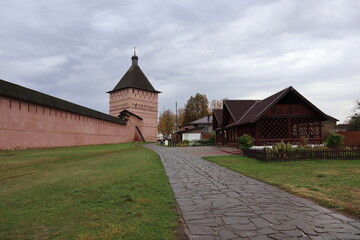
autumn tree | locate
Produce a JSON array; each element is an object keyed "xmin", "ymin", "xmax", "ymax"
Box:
[
  {"xmin": 209, "ymin": 98, "xmax": 228, "ymax": 110},
  {"xmin": 348, "ymin": 99, "xmax": 360, "ymax": 131},
  {"xmin": 158, "ymin": 109, "xmax": 175, "ymax": 138},
  {"xmin": 183, "ymin": 93, "xmax": 210, "ymax": 124}
]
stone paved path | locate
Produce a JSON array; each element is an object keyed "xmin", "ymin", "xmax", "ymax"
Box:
[{"xmin": 145, "ymin": 144, "xmax": 360, "ymax": 240}]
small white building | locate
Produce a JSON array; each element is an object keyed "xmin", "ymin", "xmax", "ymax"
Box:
[{"xmin": 178, "ymin": 116, "xmax": 213, "ymax": 141}]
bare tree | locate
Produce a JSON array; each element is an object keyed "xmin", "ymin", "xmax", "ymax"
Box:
[{"xmin": 209, "ymin": 98, "xmax": 228, "ymax": 110}]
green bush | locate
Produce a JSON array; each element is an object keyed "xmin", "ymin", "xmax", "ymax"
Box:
[
  {"xmin": 207, "ymin": 133, "xmax": 215, "ymax": 145},
  {"xmin": 324, "ymin": 133, "xmax": 344, "ymax": 148},
  {"xmin": 237, "ymin": 134, "xmax": 254, "ymax": 150},
  {"xmin": 273, "ymin": 141, "xmax": 293, "ymax": 152},
  {"xmin": 195, "ymin": 133, "xmax": 215, "ymax": 146},
  {"xmin": 177, "ymin": 140, "xmax": 190, "ymax": 147}
]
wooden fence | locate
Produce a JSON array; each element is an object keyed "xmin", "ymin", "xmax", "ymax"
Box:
[{"xmin": 243, "ymin": 147, "xmax": 360, "ymax": 162}]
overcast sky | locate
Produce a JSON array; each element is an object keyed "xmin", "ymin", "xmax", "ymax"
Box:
[{"xmin": 1, "ymin": 0, "xmax": 359, "ymax": 123}]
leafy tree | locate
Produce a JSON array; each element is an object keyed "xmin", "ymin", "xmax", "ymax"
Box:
[
  {"xmin": 348, "ymin": 99, "xmax": 360, "ymax": 131},
  {"xmin": 324, "ymin": 133, "xmax": 344, "ymax": 148},
  {"xmin": 158, "ymin": 110, "xmax": 175, "ymax": 138},
  {"xmin": 183, "ymin": 93, "xmax": 210, "ymax": 124},
  {"xmin": 209, "ymin": 98, "xmax": 228, "ymax": 110}
]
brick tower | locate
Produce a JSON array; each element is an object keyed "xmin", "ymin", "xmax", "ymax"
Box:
[{"xmin": 108, "ymin": 52, "xmax": 160, "ymax": 142}]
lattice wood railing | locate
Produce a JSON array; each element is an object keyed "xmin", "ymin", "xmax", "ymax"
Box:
[{"xmin": 257, "ymin": 118, "xmax": 322, "ymax": 145}]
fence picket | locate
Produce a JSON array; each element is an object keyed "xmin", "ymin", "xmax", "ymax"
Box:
[{"xmin": 243, "ymin": 147, "xmax": 360, "ymax": 162}]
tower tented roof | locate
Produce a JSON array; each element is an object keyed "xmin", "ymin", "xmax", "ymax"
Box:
[{"xmin": 108, "ymin": 54, "xmax": 161, "ymax": 94}]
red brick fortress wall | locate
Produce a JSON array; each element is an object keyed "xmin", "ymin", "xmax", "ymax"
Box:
[{"xmin": 0, "ymin": 96, "xmax": 135, "ymax": 150}]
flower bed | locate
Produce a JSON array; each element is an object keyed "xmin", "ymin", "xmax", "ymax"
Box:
[{"xmin": 243, "ymin": 144, "xmax": 360, "ymax": 162}]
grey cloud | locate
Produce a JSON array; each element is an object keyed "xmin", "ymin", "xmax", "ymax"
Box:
[{"xmin": 0, "ymin": 0, "xmax": 359, "ymax": 122}]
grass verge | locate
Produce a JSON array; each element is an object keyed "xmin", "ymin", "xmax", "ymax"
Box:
[
  {"xmin": 204, "ymin": 155, "xmax": 360, "ymax": 219},
  {"xmin": 0, "ymin": 143, "xmax": 178, "ymax": 240}
]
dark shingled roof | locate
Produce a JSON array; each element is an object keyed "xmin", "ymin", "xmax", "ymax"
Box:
[
  {"xmin": 223, "ymin": 86, "xmax": 337, "ymax": 128},
  {"xmin": 236, "ymin": 89, "xmax": 287, "ymax": 125},
  {"xmin": 223, "ymin": 100, "xmax": 259, "ymax": 123},
  {"xmin": 0, "ymin": 79, "xmax": 126, "ymax": 125},
  {"xmin": 213, "ymin": 109, "xmax": 223, "ymax": 130},
  {"xmin": 108, "ymin": 55, "xmax": 160, "ymax": 94},
  {"xmin": 213, "ymin": 109, "xmax": 223, "ymax": 124},
  {"xmin": 189, "ymin": 116, "xmax": 212, "ymax": 125}
]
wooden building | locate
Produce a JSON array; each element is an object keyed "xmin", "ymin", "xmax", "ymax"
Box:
[{"xmin": 213, "ymin": 86, "xmax": 337, "ymax": 146}]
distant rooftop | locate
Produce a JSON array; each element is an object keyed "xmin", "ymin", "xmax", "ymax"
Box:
[{"xmin": 189, "ymin": 115, "xmax": 213, "ymax": 125}]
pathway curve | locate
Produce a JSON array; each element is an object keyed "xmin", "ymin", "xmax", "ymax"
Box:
[{"xmin": 145, "ymin": 144, "xmax": 360, "ymax": 240}]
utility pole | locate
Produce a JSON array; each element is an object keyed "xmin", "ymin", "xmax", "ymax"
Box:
[
  {"xmin": 175, "ymin": 101, "xmax": 178, "ymax": 143},
  {"xmin": 175, "ymin": 102, "xmax": 178, "ymax": 131}
]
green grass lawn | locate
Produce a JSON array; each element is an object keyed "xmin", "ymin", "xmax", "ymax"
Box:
[
  {"xmin": 0, "ymin": 143, "xmax": 179, "ymax": 240},
  {"xmin": 204, "ymin": 155, "xmax": 360, "ymax": 219}
]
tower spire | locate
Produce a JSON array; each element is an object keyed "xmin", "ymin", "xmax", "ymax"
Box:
[{"xmin": 131, "ymin": 47, "xmax": 138, "ymax": 66}]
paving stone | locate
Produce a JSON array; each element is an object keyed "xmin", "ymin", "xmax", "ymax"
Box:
[
  {"xmin": 274, "ymin": 214, "xmax": 292, "ymax": 221},
  {"xmin": 191, "ymin": 235, "xmax": 217, "ymax": 240},
  {"xmin": 293, "ymin": 220, "xmax": 312, "ymax": 230},
  {"xmin": 257, "ymin": 227, "xmax": 278, "ymax": 235},
  {"xmin": 145, "ymin": 144, "xmax": 360, "ymax": 240},
  {"xmin": 313, "ymin": 218, "xmax": 342, "ymax": 227},
  {"xmin": 310, "ymin": 205, "xmax": 332, "ymax": 213},
  {"xmin": 268, "ymin": 232, "xmax": 291, "ymax": 239},
  {"xmin": 315, "ymin": 233, "xmax": 340, "ymax": 240},
  {"xmin": 251, "ymin": 235, "xmax": 272, "ymax": 240},
  {"xmin": 350, "ymin": 221, "xmax": 360, "ymax": 229},
  {"xmin": 187, "ymin": 218, "xmax": 218, "ymax": 226},
  {"xmin": 217, "ymin": 229, "xmax": 238, "ymax": 240},
  {"xmin": 236, "ymin": 230, "xmax": 259, "ymax": 238},
  {"xmin": 187, "ymin": 225, "xmax": 214, "ymax": 235},
  {"xmin": 304, "ymin": 211, "xmax": 321, "ymax": 217},
  {"xmin": 328, "ymin": 212, "xmax": 355, "ymax": 222},
  {"xmin": 183, "ymin": 213, "xmax": 208, "ymax": 221},
  {"xmin": 260, "ymin": 214, "xmax": 280, "ymax": 225},
  {"xmin": 282, "ymin": 229, "xmax": 303, "ymax": 237},
  {"xmin": 250, "ymin": 217, "xmax": 271, "ymax": 228},
  {"xmin": 222, "ymin": 216, "xmax": 250, "ymax": 225},
  {"xmin": 325, "ymin": 224, "xmax": 360, "ymax": 233},
  {"xmin": 312, "ymin": 227, "xmax": 327, "ymax": 233},
  {"xmin": 308, "ymin": 236, "xmax": 326, "ymax": 240},
  {"xmin": 230, "ymin": 222, "xmax": 256, "ymax": 231},
  {"xmin": 325, "ymin": 232, "xmax": 360, "ymax": 240},
  {"xmin": 270, "ymin": 224, "xmax": 297, "ymax": 231},
  {"xmin": 302, "ymin": 228, "xmax": 319, "ymax": 236}
]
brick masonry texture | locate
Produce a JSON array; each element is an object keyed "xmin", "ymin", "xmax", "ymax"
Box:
[{"xmin": 0, "ymin": 95, "xmax": 137, "ymax": 150}]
